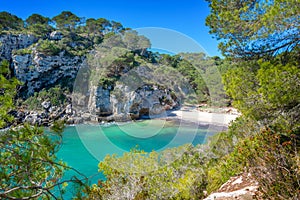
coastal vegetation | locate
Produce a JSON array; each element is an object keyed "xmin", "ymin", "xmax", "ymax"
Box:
[
  {"xmin": 84, "ymin": 0, "xmax": 299, "ymax": 199},
  {"xmin": 0, "ymin": 60, "xmax": 75, "ymax": 199},
  {"xmin": 0, "ymin": 0, "xmax": 299, "ymax": 198}
]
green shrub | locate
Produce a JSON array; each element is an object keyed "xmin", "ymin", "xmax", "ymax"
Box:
[
  {"xmin": 206, "ymin": 127, "xmax": 300, "ymax": 198},
  {"xmin": 23, "ymin": 86, "xmax": 67, "ymax": 110},
  {"xmin": 98, "ymin": 77, "xmax": 116, "ymax": 89},
  {"xmin": 247, "ymin": 129, "xmax": 300, "ymax": 199},
  {"xmin": 36, "ymin": 39, "xmax": 61, "ymax": 56},
  {"xmin": 27, "ymin": 24, "xmax": 53, "ymax": 37},
  {"xmin": 12, "ymin": 48, "xmax": 32, "ymax": 55},
  {"xmin": 86, "ymin": 145, "xmax": 209, "ymax": 200}
]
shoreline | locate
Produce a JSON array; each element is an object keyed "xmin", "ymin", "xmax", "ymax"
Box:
[
  {"xmin": 67, "ymin": 106, "xmax": 240, "ymax": 129},
  {"xmin": 4, "ymin": 106, "xmax": 240, "ymax": 130},
  {"xmin": 166, "ymin": 106, "xmax": 240, "ymax": 126}
]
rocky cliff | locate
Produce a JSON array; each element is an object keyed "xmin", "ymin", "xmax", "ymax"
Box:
[
  {"xmin": 13, "ymin": 50, "xmax": 83, "ymax": 96},
  {"xmin": 0, "ymin": 33, "xmax": 37, "ymax": 61},
  {"xmin": 84, "ymin": 84, "xmax": 178, "ymax": 122},
  {"xmin": 0, "ymin": 33, "xmax": 84, "ymax": 96},
  {"xmin": 16, "ymin": 82, "xmax": 179, "ymax": 125},
  {"xmin": 1, "ymin": 33, "xmax": 179, "ymax": 125},
  {"xmin": 69, "ymin": 82, "xmax": 179, "ymax": 123}
]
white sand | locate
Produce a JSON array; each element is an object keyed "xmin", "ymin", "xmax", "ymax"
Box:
[{"xmin": 168, "ymin": 107, "xmax": 239, "ymax": 126}]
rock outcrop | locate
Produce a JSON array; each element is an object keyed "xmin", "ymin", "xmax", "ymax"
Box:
[
  {"xmin": 0, "ymin": 33, "xmax": 37, "ymax": 60},
  {"xmin": 0, "ymin": 33, "xmax": 84, "ymax": 96},
  {"xmin": 2, "ymin": 33, "xmax": 180, "ymax": 124},
  {"xmin": 204, "ymin": 172, "xmax": 259, "ymax": 200},
  {"xmin": 71, "ymin": 64, "xmax": 181, "ymax": 123},
  {"xmin": 110, "ymin": 84, "xmax": 178, "ymax": 120},
  {"xmin": 88, "ymin": 85, "xmax": 113, "ymax": 116},
  {"xmin": 12, "ymin": 50, "xmax": 83, "ymax": 96},
  {"xmin": 74, "ymin": 84, "xmax": 179, "ymax": 122},
  {"xmin": 49, "ymin": 31, "xmax": 63, "ymax": 41}
]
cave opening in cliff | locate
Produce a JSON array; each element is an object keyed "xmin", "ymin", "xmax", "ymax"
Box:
[{"xmin": 139, "ymin": 108, "xmax": 150, "ymax": 119}]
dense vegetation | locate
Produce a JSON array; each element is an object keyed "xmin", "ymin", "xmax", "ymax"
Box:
[
  {"xmin": 0, "ymin": 11, "xmax": 130, "ymax": 199},
  {"xmin": 0, "ymin": 1, "xmax": 299, "ymax": 199},
  {"xmin": 204, "ymin": 1, "xmax": 300, "ymax": 197},
  {"xmin": 23, "ymin": 86, "xmax": 68, "ymax": 110},
  {"xmin": 0, "ymin": 60, "xmax": 83, "ymax": 199},
  {"xmin": 0, "ymin": 10, "xmax": 228, "ymax": 199},
  {"xmin": 83, "ymin": 0, "xmax": 300, "ymax": 199},
  {"xmin": 0, "ymin": 10, "xmax": 227, "ymax": 107},
  {"xmin": 0, "ymin": 11, "xmax": 126, "ymax": 57}
]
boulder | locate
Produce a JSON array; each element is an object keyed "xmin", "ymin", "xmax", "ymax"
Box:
[
  {"xmin": 65, "ymin": 104, "xmax": 73, "ymax": 115},
  {"xmin": 81, "ymin": 113, "xmax": 91, "ymax": 121},
  {"xmin": 204, "ymin": 172, "xmax": 259, "ymax": 200},
  {"xmin": 24, "ymin": 112, "xmax": 41, "ymax": 125},
  {"xmin": 41, "ymin": 101, "xmax": 51, "ymax": 110},
  {"xmin": 73, "ymin": 117, "xmax": 83, "ymax": 124},
  {"xmin": 49, "ymin": 31, "xmax": 63, "ymax": 40},
  {"xmin": 66, "ymin": 117, "xmax": 74, "ymax": 124}
]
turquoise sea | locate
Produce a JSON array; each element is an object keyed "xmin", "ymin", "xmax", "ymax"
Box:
[{"xmin": 55, "ymin": 119, "xmax": 223, "ymax": 197}]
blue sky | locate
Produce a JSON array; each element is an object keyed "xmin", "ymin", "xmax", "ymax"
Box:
[{"xmin": 0, "ymin": 0, "xmax": 221, "ymax": 56}]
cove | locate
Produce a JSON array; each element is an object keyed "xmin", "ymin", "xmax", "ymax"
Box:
[{"xmin": 55, "ymin": 119, "xmax": 224, "ymax": 196}]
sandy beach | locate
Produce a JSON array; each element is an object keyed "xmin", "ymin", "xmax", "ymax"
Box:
[{"xmin": 166, "ymin": 106, "xmax": 240, "ymax": 126}]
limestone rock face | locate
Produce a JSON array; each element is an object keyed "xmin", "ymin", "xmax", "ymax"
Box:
[
  {"xmin": 2, "ymin": 34, "xmax": 181, "ymax": 124},
  {"xmin": 88, "ymin": 86, "xmax": 112, "ymax": 116},
  {"xmin": 0, "ymin": 34, "xmax": 37, "ymax": 60},
  {"xmin": 0, "ymin": 33, "xmax": 83, "ymax": 96},
  {"xmin": 87, "ymin": 84, "xmax": 179, "ymax": 122},
  {"xmin": 12, "ymin": 50, "xmax": 83, "ymax": 96}
]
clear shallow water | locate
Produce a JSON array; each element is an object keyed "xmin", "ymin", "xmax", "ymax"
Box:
[{"xmin": 55, "ymin": 120, "xmax": 221, "ymax": 197}]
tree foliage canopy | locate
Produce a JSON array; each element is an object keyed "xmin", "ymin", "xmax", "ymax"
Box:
[
  {"xmin": 206, "ymin": 0, "xmax": 300, "ymax": 58},
  {"xmin": 25, "ymin": 14, "xmax": 50, "ymax": 26},
  {"xmin": 0, "ymin": 123, "xmax": 68, "ymax": 199},
  {"xmin": 206, "ymin": 0, "xmax": 300, "ymax": 198},
  {"xmin": 87, "ymin": 145, "xmax": 208, "ymax": 199},
  {"xmin": 25, "ymin": 14, "xmax": 53, "ymax": 37},
  {"xmin": 0, "ymin": 59, "xmax": 80, "ymax": 199},
  {"xmin": 52, "ymin": 11, "xmax": 81, "ymax": 31},
  {"xmin": 223, "ymin": 57, "xmax": 300, "ymax": 130},
  {"xmin": 0, "ymin": 60, "xmax": 20, "ymax": 128},
  {"xmin": 0, "ymin": 11, "xmax": 23, "ymax": 31}
]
